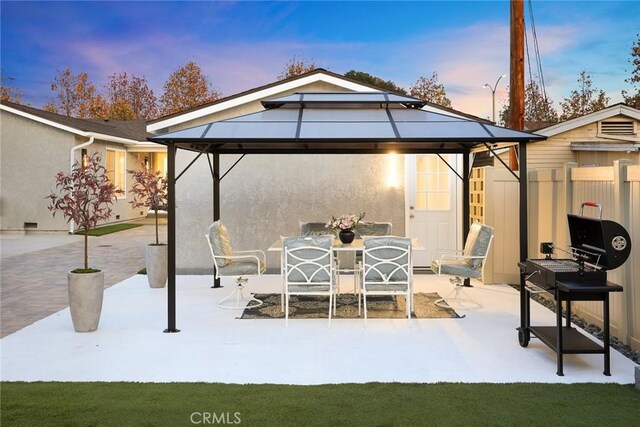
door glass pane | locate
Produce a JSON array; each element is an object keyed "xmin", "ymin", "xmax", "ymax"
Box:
[
  {"xmin": 417, "ymin": 175, "xmax": 427, "ymax": 192},
  {"xmin": 416, "ymin": 154, "xmax": 450, "ymax": 211}
]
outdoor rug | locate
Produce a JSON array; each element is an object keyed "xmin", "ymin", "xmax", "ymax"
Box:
[{"xmin": 239, "ymin": 292, "xmax": 461, "ymax": 319}]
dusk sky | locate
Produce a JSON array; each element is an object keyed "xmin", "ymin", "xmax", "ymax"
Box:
[{"xmin": 1, "ymin": 1, "xmax": 638, "ymax": 120}]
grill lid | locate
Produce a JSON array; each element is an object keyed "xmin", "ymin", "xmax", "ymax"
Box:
[{"xmin": 567, "ymin": 214, "xmax": 631, "ymax": 270}]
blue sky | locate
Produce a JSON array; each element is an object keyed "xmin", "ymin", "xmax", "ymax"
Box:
[{"xmin": 1, "ymin": 1, "xmax": 638, "ymax": 120}]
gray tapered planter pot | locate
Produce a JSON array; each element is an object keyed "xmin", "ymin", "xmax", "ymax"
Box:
[
  {"xmin": 146, "ymin": 244, "xmax": 168, "ymax": 288},
  {"xmin": 68, "ymin": 270, "xmax": 104, "ymax": 332}
]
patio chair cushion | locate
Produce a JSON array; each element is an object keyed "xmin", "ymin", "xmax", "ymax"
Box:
[
  {"xmin": 218, "ymin": 260, "xmax": 266, "ymax": 276},
  {"xmin": 364, "ymin": 283, "xmax": 409, "ymax": 291},
  {"xmin": 283, "ymin": 235, "xmax": 333, "ymax": 283},
  {"xmin": 207, "ymin": 221, "xmax": 233, "ymax": 266},
  {"xmin": 363, "ymin": 236, "xmax": 411, "ymax": 283},
  {"xmin": 300, "ymin": 221, "xmax": 336, "ymax": 237},
  {"xmin": 286, "ymin": 284, "xmax": 333, "ymax": 293},
  {"xmin": 354, "ymin": 222, "xmax": 393, "ymax": 263},
  {"xmin": 432, "ymin": 259, "xmax": 482, "ymax": 279},
  {"xmin": 463, "ymin": 222, "xmax": 493, "ymax": 268},
  {"xmin": 354, "ymin": 221, "xmax": 392, "ymax": 238}
]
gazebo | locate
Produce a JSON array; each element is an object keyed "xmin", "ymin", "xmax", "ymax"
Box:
[{"xmin": 149, "ymin": 92, "xmax": 546, "ymax": 332}]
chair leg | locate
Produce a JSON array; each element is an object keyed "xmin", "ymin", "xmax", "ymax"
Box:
[
  {"xmin": 328, "ymin": 293, "xmax": 332, "ymax": 327},
  {"xmin": 285, "ymin": 293, "xmax": 289, "ymax": 327},
  {"xmin": 363, "ymin": 291, "xmax": 368, "ymax": 325},
  {"xmin": 406, "ymin": 292, "xmax": 411, "ymax": 319},
  {"xmin": 281, "ymin": 278, "xmax": 285, "ymax": 313},
  {"xmin": 435, "ymin": 277, "xmax": 482, "ymax": 310},
  {"xmin": 355, "ymin": 265, "xmax": 361, "ymax": 315},
  {"xmin": 218, "ymin": 277, "xmax": 263, "ymax": 310}
]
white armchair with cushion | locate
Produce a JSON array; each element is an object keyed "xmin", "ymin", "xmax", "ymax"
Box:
[
  {"xmin": 432, "ymin": 222, "xmax": 494, "ymax": 310},
  {"xmin": 360, "ymin": 236, "xmax": 412, "ymax": 322},
  {"xmin": 338, "ymin": 221, "xmax": 393, "ymax": 295},
  {"xmin": 206, "ymin": 221, "xmax": 266, "ymax": 309},
  {"xmin": 283, "ymin": 235, "xmax": 338, "ymax": 326}
]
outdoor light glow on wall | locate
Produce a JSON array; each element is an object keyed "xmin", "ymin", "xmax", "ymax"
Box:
[{"xmin": 386, "ymin": 152, "xmax": 400, "ymax": 188}]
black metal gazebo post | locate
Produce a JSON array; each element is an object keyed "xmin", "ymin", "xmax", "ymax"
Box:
[
  {"xmin": 518, "ymin": 140, "xmax": 528, "ymax": 263},
  {"xmin": 165, "ymin": 141, "xmax": 179, "ymax": 333},
  {"xmin": 212, "ymin": 152, "xmax": 221, "ymax": 288},
  {"xmin": 462, "ymin": 149, "xmax": 471, "ymax": 286}
]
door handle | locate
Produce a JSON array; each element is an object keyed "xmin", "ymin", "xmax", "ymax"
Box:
[
  {"xmin": 410, "ymin": 214, "xmax": 415, "ymax": 219},
  {"xmin": 409, "ymin": 206, "xmax": 414, "ymax": 210}
]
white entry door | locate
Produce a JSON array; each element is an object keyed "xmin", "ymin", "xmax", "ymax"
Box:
[{"xmin": 405, "ymin": 154, "xmax": 460, "ymax": 267}]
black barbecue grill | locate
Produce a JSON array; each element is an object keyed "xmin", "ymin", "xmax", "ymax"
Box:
[{"xmin": 518, "ymin": 202, "xmax": 632, "ymax": 376}]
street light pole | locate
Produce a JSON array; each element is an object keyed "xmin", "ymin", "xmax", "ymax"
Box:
[{"xmin": 483, "ymin": 74, "xmax": 506, "ymax": 122}]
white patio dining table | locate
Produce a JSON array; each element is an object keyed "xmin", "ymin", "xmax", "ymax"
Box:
[{"xmin": 267, "ymin": 237, "xmax": 425, "ymax": 253}]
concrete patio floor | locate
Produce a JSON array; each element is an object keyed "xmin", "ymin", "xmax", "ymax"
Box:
[{"xmin": 1, "ymin": 273, "xmax": 637, "ymax": 384}]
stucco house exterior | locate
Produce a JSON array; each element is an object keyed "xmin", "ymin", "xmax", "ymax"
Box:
[{"xmin": 0, "ymin": 100, "xmax": 166, "ymax": 232}]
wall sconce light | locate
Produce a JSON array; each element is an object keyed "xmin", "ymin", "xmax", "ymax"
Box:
[{"xmin": 386, "ymin": 152, "xmax": 400, "ymax": 188}]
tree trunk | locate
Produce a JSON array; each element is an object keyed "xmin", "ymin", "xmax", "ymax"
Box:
[
  {"xmin": 155, "ymin": 209, "xmax": 159, "ymax": 245},
  {"xmin": 84, "ymin": 228, "xmax": 89, "ymax": 270}
]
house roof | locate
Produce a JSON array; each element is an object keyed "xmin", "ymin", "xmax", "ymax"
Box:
[
  {"xmin": 149, "ymin": 91, "xmax": 544, "ymax": 155},
  {"xmin": 147, "ymin": 68, "xmax": 489, "ymax": 133},
  {"xmin": 536, "ymin": 103, "xmax": 640, "ymax": 137},
  {"xmin": 0, "ymin": 100, "xmax": 152, "ymax": 143}
]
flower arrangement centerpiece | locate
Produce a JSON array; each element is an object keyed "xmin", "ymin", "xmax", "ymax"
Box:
[{"xmin": 326, "ymin": 212, "xmax": 365, "ymax": 244}]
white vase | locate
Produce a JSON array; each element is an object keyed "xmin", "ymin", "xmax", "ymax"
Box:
[
  {"xmin": 146, "ymin": 244, "xmax": 168, "ymax": 288},
  {"xmin": 68, "ymin": 270, "xmax": 104, "ymax": 332}
]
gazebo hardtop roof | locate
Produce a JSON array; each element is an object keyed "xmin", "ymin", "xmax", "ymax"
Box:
[{"xmin": 149, "ymin": 91, "xmax": 545, "ymax": 154}]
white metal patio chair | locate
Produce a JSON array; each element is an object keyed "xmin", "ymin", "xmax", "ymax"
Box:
[
  {"xmin": 349, "ymin": 222, "xmax": 392, "ymax": 293},
  {"xmin": 360, "ymin": 236, "xmax": 412, "ymax": 322},
  {"xmin": 283, "ymin": 235, "xmax": 338, "ymax": 327},
  {"xmin": 432, "ymin": 221, "xmax": 494, "ymax": 310},
  {"xmin": 206, "ymin": 221, "xmax": 266, "ymax": 310}
]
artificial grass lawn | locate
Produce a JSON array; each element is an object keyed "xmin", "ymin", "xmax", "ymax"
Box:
[
  {"xmin": 2, "ymin": 382, "xmax": 638, "ymax": 426},
  {"xmin": 74, "ymin": 223, "xmax": 142, "ymax": 236}
]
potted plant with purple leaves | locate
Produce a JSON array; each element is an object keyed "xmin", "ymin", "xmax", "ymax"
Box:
[
  {"xmin": 128, "ymin": 163, "xmax": 168, "ymax": 288},
  {"xmin": 47, "ymin": 152, "xmax": 122, "ymax": 332}
]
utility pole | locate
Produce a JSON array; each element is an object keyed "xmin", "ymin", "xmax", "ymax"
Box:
[{"xmin": 509, "ymin": 0, "xmax": 525, "ymax": 170}]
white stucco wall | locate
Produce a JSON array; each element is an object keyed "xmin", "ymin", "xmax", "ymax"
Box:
[
  {"xmin": 175, "ymin": 152, "xmax": 405, "ymax": 272},
  {"xmin": 1, "ymin": 112, "xmax": 75, "ymax": 231},
  {"xmin": 0, "ymin": 111, "xmax": 148, "ymax": 231}
]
